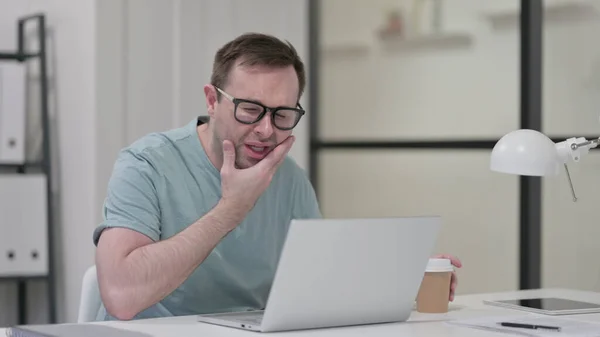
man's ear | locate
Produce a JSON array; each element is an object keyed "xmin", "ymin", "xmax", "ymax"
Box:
[{"xmin": 204, "ymin": 84, "xmax": 218, "ymax": 118}]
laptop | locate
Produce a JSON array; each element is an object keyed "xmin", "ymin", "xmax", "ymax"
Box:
[{"xmin": 196, "ymin": 216, "xmax": 441, "ymax": 332}]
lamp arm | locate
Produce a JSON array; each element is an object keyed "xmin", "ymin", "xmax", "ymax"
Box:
[
  {"xmin": 555, "ymin": 136, "xmax": 600, "ymax": 163},
  {"xmin": 554, "ymin": 136, "xmax": 600, "ymax": 202}
]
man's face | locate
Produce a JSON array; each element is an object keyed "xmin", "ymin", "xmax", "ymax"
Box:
[{"xmin": 205, "ymin": 62, "xmax": 299, "ymax": 169}]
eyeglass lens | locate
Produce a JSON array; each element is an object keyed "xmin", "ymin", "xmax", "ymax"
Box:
[{"xmin": 236, "ymin": 101, "xmax": 300, "ymax": 129}]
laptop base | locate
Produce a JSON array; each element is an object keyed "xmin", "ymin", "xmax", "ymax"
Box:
[{"xmin": 197, "ymin": 310, "xmax": 265, "ymax": 332}]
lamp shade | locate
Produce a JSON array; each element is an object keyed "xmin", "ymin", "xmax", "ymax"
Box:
[{"xmin": 490, "ymin": 129, "xmax": 561, "ymax": 176}]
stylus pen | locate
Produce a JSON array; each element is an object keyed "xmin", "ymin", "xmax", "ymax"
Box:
[{"xmin": 499, "ymin": 322, "xmax": 561, "ymax": 331}]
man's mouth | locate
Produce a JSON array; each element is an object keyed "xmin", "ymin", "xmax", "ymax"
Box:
[
  {"xmin": 249, "ymin": 146, "xmax": 268, "ymax": 153},
  {"xmin": 244, "ymin": 143, "xmax": 272, "ymax": 159}
]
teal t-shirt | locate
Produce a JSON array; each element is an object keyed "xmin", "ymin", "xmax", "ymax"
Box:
[{"xmin": 92, "ymin": 117, "xmax": 321, "ymax": 320}]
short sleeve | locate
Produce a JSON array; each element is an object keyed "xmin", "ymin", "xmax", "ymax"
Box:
[
  {"xmin": 93, "ymin": 149, "xmax": 162, "ymax": 246},
  {"xmin": 292, "ymin": 168, "xmax": 322, "ymax": 220}
]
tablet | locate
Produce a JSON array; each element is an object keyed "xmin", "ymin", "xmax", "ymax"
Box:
[{"xmin": 483, "ymin": 297, "xmax": 600, "ymax": 315}]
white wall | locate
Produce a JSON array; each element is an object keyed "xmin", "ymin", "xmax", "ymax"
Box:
[
  {"xmin": 1, "ymin": 0, "xmax": 309, "ymax": 326},
  {"xmin": 318, "ymin": 0, "xmax": 600, "ymax": 295}
]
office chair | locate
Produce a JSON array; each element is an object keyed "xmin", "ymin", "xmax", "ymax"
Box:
[{"xmin": 77, "ymin": 265, "xmax": 102, "ymax": 322}]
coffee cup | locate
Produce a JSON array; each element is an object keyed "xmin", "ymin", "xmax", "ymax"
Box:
[{"xmin": 415, "ymin": 258, "xmax": 453, "ymax": 313}]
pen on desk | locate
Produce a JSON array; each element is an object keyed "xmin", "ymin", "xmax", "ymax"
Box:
[{"xmin": 499, "ymin": 322, "xmax": 562, "ymax": 332}]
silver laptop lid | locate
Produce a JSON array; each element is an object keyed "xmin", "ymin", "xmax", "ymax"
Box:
[{"xmin": 261, "ymin": 216, "xmax": 441, "ymax": 332}]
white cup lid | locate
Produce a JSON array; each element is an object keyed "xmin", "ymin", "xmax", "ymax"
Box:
[{"xmin": 426, "ymin": 258, "xmax": 454, "ymax": 272}]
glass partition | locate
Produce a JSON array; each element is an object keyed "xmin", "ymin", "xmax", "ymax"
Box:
[{"xmin": 314, "ymin": 0, "xmax": 522, "ymax": 295}]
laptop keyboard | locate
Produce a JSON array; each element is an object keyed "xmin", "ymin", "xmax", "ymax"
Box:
[{"xmin": 233, "ymin": 313, "xmax": 263, "ymax": 325}]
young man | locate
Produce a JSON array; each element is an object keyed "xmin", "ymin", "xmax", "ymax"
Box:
[{"xmin": 93, "ymin": 33, "xmax": 461, "ymax": 321}]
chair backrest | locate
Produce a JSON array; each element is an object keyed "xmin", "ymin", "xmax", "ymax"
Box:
[{"xmin": 77, "ymin": 265, "xmax": 102, "ymax": 323}]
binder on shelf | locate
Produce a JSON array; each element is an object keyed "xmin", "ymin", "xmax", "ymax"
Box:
[
  {"xmin": 0, "ymin": 174, "xmax": 48, "ymax": 277},
  {"xmin": 0, "ymin": 62, "xmax": 27, "ymax": 164}
]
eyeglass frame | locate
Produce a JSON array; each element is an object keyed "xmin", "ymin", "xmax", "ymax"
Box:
[{"xmin": 214, "ymin": 86, "xmax": 305, "ymax": 131}]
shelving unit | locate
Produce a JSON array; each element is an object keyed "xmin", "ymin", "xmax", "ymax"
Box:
[
  {"xmin": 321, "ymin": 42, "xmax": 369, "ymax": 55},
  {"xmin": 0, "ymin": 13, "xmax": 56, "ymax": 324}
]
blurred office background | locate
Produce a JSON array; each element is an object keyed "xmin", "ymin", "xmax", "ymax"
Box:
[{"xmin": 0, "ymin": 0, "xmax": 599, "ymax": 328}]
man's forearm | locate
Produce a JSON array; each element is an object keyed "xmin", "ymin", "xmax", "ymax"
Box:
[{"xmin": 103, "ymin": 200, "xmax": 244, "ymax": 319}]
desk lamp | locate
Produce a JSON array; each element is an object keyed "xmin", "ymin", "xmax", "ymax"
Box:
[{"xmin": 490, "ymin": 129, "xmax": 600, "ymax": 202}]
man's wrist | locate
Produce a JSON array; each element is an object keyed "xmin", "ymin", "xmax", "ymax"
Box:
[{"xmin": 211, "ymin": 198, "xmax": 247, "ymax": 231}]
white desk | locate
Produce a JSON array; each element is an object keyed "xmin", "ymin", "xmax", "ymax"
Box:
[{"xmin": 3, "ymin": 288, "xmax": 600, "ymax": 336}]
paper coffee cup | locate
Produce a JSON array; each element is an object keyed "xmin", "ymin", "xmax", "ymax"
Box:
[{"xmin": 416, "ymin": 258, "xmax": 453, "ymax": 313}]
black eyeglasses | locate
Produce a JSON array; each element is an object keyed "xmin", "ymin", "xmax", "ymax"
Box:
[{"xmin": 216, "ymin": 87, "xmax": 305, "ymax": 130}]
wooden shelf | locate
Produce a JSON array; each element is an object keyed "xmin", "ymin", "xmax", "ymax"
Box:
[
  {"xmin": 321, "ymin": 42, "xmax": 369, "ymax": 55},
  {"xmin": 378, "ymin": 31, "xmax": 473, "ymax": 51},
  {"xmin": 484, "ymin": 1, "xmax": 598, "ymax": 29}
]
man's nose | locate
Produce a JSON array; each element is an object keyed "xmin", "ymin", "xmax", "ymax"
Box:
[{"xmin": 255, "ymin": 113, "xmax": 274, "ymax": 137}]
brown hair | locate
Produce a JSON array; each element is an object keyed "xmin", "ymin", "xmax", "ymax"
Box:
[{"xmin": 210, "ymin": 33, "xmax": 306, "ymax": 102}]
